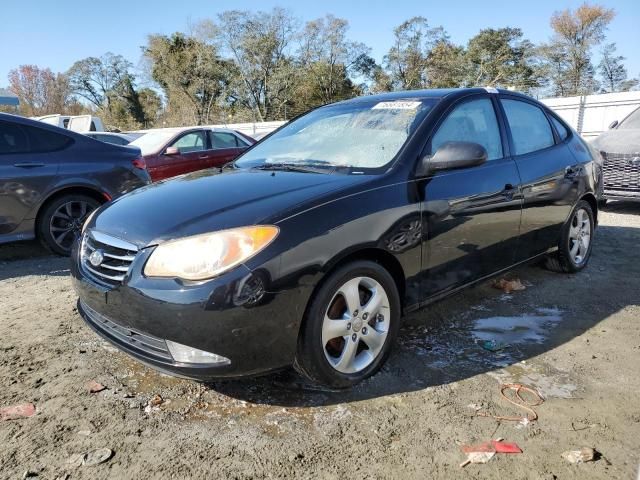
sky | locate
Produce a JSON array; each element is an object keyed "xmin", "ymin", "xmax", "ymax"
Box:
[{"xmin": 1, "ymin": 0, "xmax": 639, "ymax": 87}]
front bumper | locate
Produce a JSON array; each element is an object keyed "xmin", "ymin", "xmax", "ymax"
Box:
[
  {"xmin": 71, "ymin": 241, "xmax": 311, "ymax": 380},
  {"xmin": 602, "ymin": 188, "xmax": 640, "ymax": 202}
]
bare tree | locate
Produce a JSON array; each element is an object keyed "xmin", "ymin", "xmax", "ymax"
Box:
[
  {"xmin": 546, "ymin": 3, "xmax": 615, "ymax": 95},
  {"xmin": 598, "ymin": 43, "xmax": 637, "ymax": 92},
  {"xmin": 8, "ymin": 65, "xmax": 72, "ymax": 116}
]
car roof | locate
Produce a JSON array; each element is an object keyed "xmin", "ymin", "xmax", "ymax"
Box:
[
  {"xmin": 336, "ymin": 87, "xmax": 534, "ymax": 105},
  {"xmin": 0, "ymin": 112, "xmax": 88, "ymax": 140}
]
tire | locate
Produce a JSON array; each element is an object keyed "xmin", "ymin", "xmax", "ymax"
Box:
[
  {"xmin": 294, "ymin": 260, "xmax": 401, "ymax": 388},
  {"xmin": 545, "ymin": 200, "xmax": 595, "ymax": 273},
  {"xmin": 37, "ymin": 194, "xmax": 101, "ymax": 256}
]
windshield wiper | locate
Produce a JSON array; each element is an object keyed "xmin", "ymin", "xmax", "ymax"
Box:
[{"xmin": 252, "ymin": 162, "xmax": 333, "ymax": 174}]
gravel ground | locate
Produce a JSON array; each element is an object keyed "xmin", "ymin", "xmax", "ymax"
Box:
[{"xmin": 1, "ymin": 203, "xmax": 639, "ymax": 479}]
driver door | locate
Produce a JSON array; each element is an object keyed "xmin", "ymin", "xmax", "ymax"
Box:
[
  {"xmin": 155, "ymin": 130, "xmax": 209, "ymax": 180},
  {"xmin": 418, "ymin": 94, "xmax": 523, "ymax": 298}
]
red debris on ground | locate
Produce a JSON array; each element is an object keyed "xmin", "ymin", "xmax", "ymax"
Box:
[
  {"xmin": 87, "ymin": 380, "xmax": 106, "ymax": 393},
  {"xmin": 1, "ymin": 403, "xmax": 36, "ymax": 421}
]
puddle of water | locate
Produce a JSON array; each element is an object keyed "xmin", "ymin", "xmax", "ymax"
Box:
[
  {"xmin": 472, "ymin": 308, "xmax": 563, "ymax": 345},
  {"xmin": 488, "ymin": 362, "xmax": 578, "ymax": 399}
]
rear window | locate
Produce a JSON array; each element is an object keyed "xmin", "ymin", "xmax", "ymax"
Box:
[{"xmin": 0, "ymin": 121, "xmax": 72, "ymax": 154}]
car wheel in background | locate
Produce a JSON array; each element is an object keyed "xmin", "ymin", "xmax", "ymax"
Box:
[
  {"xmin": 545, "ymin": 200, "xmax": 595, "ymax": 273},
  {"xmin": 294, "ymin": 260, "xmax": 401, "ymax": 388},
  {"xmin": 38, "ymin": 194, "xmax": 101, "ymax": 256}
]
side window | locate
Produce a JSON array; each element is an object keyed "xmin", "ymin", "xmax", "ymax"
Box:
[
  {"xmin": 431, "ymin": 98, "xmax": 503, "ymax": 161},
  {"xmin": 0, "ymin": 121, "xmax": 30, "ymax": 154},
  {"xmin": 501, "ymin": 99, "xmax": 555, "ymax": 155},
  {"xmin": 211, "ymin": 132, "xmax": 239, "ymax": 149},
  {"xmin": 26, "ymin": 125, "xmax": 73, "ymax": 152},
  {"xmin": 171, "ymin": 131, "xmax": 206, "ymax": 153},
  {"xmin": 550, "ymin": 115, "xmax": 569, "ymax": 142}
]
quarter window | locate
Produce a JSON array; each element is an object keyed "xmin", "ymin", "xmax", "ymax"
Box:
[
  {"xmin": 502, "ymin": 99, "xmax": 555, "ymax": 155},
  {"xmin": 171, "ymin": 131, "xmax": 206, "ymax": 153},
  {"xmin": 550, "ymin": 115, "xmax": 569, "ymax": 141},
  {"xmin": 431, "ymin": 98, "xmax": 503, "ymax": 161}
]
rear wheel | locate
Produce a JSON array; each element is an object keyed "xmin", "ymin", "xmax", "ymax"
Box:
[
  {"xmin": 38, "ymin": 194, "xmax": 100, "ymax": 256},
  {"xmin": 294, "ymin": 260, "xmax": 401, "ymax": 388},
  {"xmin": 545, "ymin": 200, "xmax": 594, "ymax": 273}
]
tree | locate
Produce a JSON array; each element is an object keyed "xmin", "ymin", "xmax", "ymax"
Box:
[
  {"xmin": 546, "ymin": 3, "xmax": 615, "ymax": 95},
  {"xmin": 67, "ymin": 53, "xmax": 134, "ymax": 111},
  {"xmin": 144, "ymin": 33, "xmax": 231, "ymax": 125},
  {"xmin": 598, "ymin": 43, "xmax": 636, "ymax": 92},
  {"xmin": 465, "ymin": 28, "xmax": 540, "ymax": 92},
  {"xmin": 214, "ymin": 7, "xmax": 298, "ymax": 121},
  {"xmin": 8, "ymin": 65, "xmax": 72, "ymax": 116},
  {"xmin": 384, "ymin": 17, "xmax": 448, "ymax": 90},
  {"xmin": 425, "ymin": 40, "xmax": 466, "ymax": 88},
  {"xmin": 296, "ymin": 15, "xmax": 369, "ymax": 106}
]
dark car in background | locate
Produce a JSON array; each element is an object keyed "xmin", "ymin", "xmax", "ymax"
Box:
[
  {"xmin": 84, "ymin": 132, "xmax": 135, "ymax": 146},
  {"xmin": 72, "ymin": 88, "xmax": 601, "ymax": 388},
  {"xmin": 591, "ymin": 106, "xmax": 640, "ymax": 203},
  {"xmin": 0, "ymin": 113, "xmax": 150, "ymax": 255},
  {"xmin": 129, "ymin": 127, "xmax": 255, "ymax": 182}
]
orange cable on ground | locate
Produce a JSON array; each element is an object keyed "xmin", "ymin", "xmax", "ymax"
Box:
[{"xmin": 476, "ymin": 383, "xmax": 544, "ymax": 422}]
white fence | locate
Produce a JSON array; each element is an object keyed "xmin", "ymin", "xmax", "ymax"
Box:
[
  {"xmin": 541, "ymin": 91, "xmax": 640, "ymax": 139},
  {"xmin": 207, "ymin": 121, "xmax": 286, "ymax": 140}
]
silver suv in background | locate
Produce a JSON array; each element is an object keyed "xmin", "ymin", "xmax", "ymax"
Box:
[{"xmin": 591, "ymin": 106, "xmax": 640, "ymax": 203}]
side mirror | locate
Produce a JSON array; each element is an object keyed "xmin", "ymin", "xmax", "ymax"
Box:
[
  {"xmin": 164, "ymin": 146, "xmax": 180, "ymax": 155},
  {"xmin": 608, "ymin": 120, "xmax": 618, "ymax": 130},
  {"xmin": 418, "ymin": 141, "xmax": 487, "ymax": 176}
]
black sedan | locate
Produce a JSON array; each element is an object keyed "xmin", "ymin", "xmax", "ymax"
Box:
[
  {"xmin": 71, "ymin": 88, "xmax": 601, "ymax": 388},
  {"xmin": 0, "ymin": 113, "xmax": 150, "ymax": 255}
]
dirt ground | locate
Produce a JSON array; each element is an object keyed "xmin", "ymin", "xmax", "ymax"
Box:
[{"xmin": 1, "ymin": 203, "xmax": 639, "ymax": 480}]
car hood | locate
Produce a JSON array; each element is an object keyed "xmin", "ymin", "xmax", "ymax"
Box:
[
  {"xmin": 89, "ymin": 168, "xmax": 370, "ymax": 247},
  {"xmin": 591, "ymin": 129, "xmax": 640, "ymax": 154}
]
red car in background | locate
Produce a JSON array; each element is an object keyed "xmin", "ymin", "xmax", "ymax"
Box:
[{"xmin": 130, "ymin": 127, "xmax": 255, "ymax": 181}]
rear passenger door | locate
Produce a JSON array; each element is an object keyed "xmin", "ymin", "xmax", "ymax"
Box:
[
  {"xmin": 419, "ymin": 94, "xmax": 523, "ymax": 297},
  {"xmin": 207, "ymin": 131, "xmax": 244, "ymax": 167},
  {"xmin": 0, "ymin": 121, "xmax": 64, "ymax": 235},
  {"xmin": 498, "ymin": 96, "xmax": 580, "ymax": 260}
]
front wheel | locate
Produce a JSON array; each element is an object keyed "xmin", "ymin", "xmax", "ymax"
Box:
[
  {"xmin": 294, "ymin": 260, "xmax": 401, "ymax": 388},
  {"xmin": 545, "ymin": 200, "xmax": 595, "ymax": 273}
]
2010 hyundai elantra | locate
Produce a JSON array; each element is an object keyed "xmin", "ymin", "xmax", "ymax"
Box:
[{"xmin": 71, "ymin": 88, "xmax": 601, "ymax": 388}]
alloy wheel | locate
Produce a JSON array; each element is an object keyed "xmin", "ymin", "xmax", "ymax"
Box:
[
  {"xmin": 49, "ymin": 200, "xmax": 95, "ymax": 252},
  {"xmin": 568, "ymin": 207, "xmax": 591, "ymax": 265},
  {"xmin": 322, "ymin": 276, "xmax": 391, "ymax": 374}
]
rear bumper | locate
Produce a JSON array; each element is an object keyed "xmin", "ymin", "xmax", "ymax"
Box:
[{"xmin": 71, "ymin": 242, "xmax": 311, "ymax": 379}]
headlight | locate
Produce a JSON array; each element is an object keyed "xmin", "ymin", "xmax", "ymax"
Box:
[{"xmin": 144, "ymin": 226, "xmax": 279, "ymax": 280}]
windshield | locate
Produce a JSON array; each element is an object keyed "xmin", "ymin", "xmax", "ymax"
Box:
[
  {"xmin": 235, "ymin": 99, "xmax": 437, "ymax": 172},
  {"xmin": 619, "ymin": 107, "xmax": 640, "ymax": 130},
  {"xmin": 130, "ymin": 130, "xmax": 178, "ymax": 155}
]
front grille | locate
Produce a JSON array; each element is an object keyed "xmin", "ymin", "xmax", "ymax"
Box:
[
  {"xmin": 602, "ymin": 152, "xmax": 640, "ymax": 193},
  {"xmin": 81, "ymin": 301, "xmax": 172, "ymax": 361},
  {"xmin": 81, "ymin": 230, "xmax": 138, "ymax": 286}
]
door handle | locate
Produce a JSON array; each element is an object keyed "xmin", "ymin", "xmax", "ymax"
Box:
[
  {"xmin": 13, "ymin": 162, "xmax": 45, "ymax": 168},
  {"xmin": 198, "ymin": 155, "xmax": 208, "ymax": 159}
]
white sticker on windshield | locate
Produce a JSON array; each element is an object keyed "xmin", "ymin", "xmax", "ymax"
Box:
[{"xmin": 372, "ymin": 101, "xmax": 421, "ymax": 110}]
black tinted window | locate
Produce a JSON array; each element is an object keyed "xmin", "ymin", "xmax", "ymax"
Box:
[
  {"xmin": 550, "ymin": 115, "xmax": 569, "ymax": 141},
  {"xmin": 502, "ymin": 99, "xmax": 554, "ymax": 155},
  {"xmin": 432, "ymin": 98, "xmax": 503, "ymax": 161},
  {"xmin": 0, "ymin": 121, "xmax": 30, "ymax": 154}
]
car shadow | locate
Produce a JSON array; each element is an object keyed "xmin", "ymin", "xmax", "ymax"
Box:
[
  {"xmin": 601, "ymin": 200, "xmax": 640, "ymax": 214},
  {"xmin": 0, "ymin": 240, "xmax": 70, "ymax": 281},
  {"xmin": 205, "ymin": 223, "xmax": 639, "ymax": 407}
]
